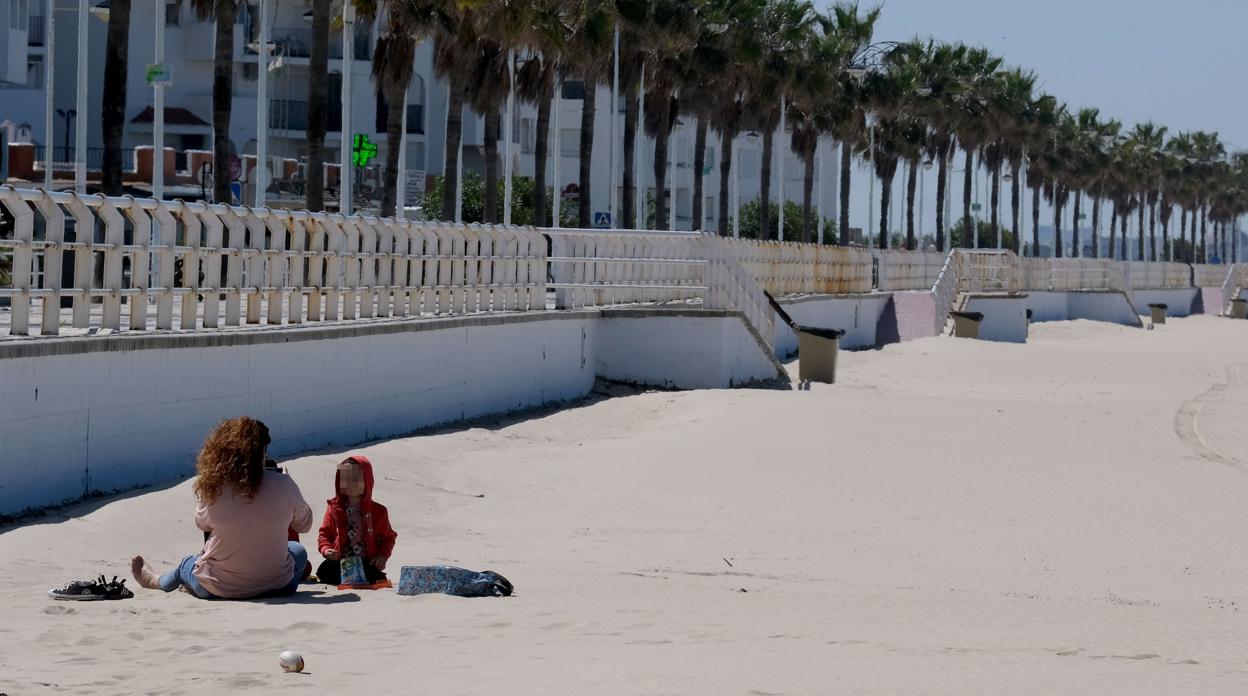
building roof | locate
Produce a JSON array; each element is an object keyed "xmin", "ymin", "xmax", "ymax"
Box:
[{"xmin": 130, "ymin": 106, "xmax": 211, "ymax": 127}]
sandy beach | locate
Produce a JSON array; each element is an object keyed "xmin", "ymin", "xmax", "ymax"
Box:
[{"xmin": 3, "ymin": 315, "xmax": 1248, "ymax": 694}]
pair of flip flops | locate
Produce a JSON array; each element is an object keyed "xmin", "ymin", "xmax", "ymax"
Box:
[{"xmin": 47, "ymin": 575, "xmax": 134, "ymax": 601}]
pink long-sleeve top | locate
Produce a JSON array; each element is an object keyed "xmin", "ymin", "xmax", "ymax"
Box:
[{"xmin": 193, "ymin": 470, "xmax": 314, "ymax": 599}]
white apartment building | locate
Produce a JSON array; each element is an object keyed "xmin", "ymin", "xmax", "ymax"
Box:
[{"xmin": 0, "ymin": 0, "xmax": 837, "ymax": 232}]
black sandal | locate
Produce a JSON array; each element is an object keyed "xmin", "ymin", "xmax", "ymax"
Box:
[{"xmin": 48, "ymin": 575, "xmax": 135, "ymax": 601}]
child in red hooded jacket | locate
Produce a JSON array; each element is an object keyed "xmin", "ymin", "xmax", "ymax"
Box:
[{"xmin": 316, "ymin": 456, "xmax": 398, "ymax": 586}]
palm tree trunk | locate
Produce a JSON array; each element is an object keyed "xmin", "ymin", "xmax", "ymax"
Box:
[
  {"xmin": 622, "ymin": 90, "xmax": 639, "ymax": 229},
  {"xmin": 879, "ymin": 169, "xmax": 893, "ymax": 249},
  {"xmin": 760, "ymin": 128, "xmax": 774, "ymax": 240},
  {"xmin": 1136, "ymin": 202, "xmax": 1144, "ymax": 261},
  {"xmin": 1053, "ymin": 190, "xmax": 1064, "ymax": 259},
  {"xmin": 441, "ymin": 79, "xmax": 463, "ymax": 221},
  {"xmin": 1071, "ymin": 191, "xmax": 1081, "ymax": 258},
  {"xmin": 1109, "ymin": 203, "xmax": 1118, "ymax": 259},
  {"xmin": 1010, "ymin": 161, "xmax": 1021, "ymax": 255},
  {"xmin": 717, "ymin": 125, "xmax": 735, "ymax": 236},
  {"xmin": 212, "ymin": 0, "xmax": 239, "ymax": 203},
  {"xmin": 1148, "ymin": 201, "xmax": 1157, "ymax": 261},
  {"xmin": 1180, "ymin": 207, "xmax": 1188, "ymax": 262},
  {"xmin": 380, "ymin": 77, "xmax": 406, "ymax": 217},
  {"xmin": 1031, "ymin": 184, "xmax": 1041, "ymax": 257},
  {"xmin": 962, "ymin": 147, "xmax": 973, "ymax": 248},
  {"xmin": 839, "ymin": 141, "xmax": 852, "ymax": 245},
  {"xmin": 935, "ymin": 142, "xmax": 949, "ymax": 251},
  {"xmin": 692, "ymin": 120, "xmax": 707, "ymax": 231},
  {"xmin": 651, "ymin": 96, "xmax": 673, "ymax": 231},
  {"xmin": 533, "ymin": 82, "xmax": 552, "ymax": 227},
  {"xmin": 483, "ymin": 111, "xmax": 500, "ymax": 224},
  {"xmin": 100, "ymin": 0, "xmax": 131, "ymax": 196},
  {"xmin": 578, "ymin": 85, "xmax": 596, "ymax": 228},
  {"xmin": 1090, "ymin": 194, "xmax": 1100, "ymax": 258},
  {"xmin": 989, "ymin": 164, "xmax": 1000, "ymax": 246},
  {"xmin": 1200, "ymin": 205, "xmax": 1207, "ymax": 263},
  {"xmin": 801, "ymin": 149, "xmax": 815, "ymax": 243},
  {"xmin": 1120, "ymin": 209, "xmax": 1128, "ymax": 261},
  {"xmin": 905, "ymin": 159, "xmax": 917, "ymax": 250},
  {"xmin": 305, "ymin": 0, "xmax": 330, "ymax": 211}
]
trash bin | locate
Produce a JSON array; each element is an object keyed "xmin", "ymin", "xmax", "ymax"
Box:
[
  {"xmin": 796, "ymin": 326, "xmax": 845, "ymax": 384},
  {"xmin": 1232, "ymin": 299, "xmax": 1248, "ymax": 319},
  {"xmin": 1025, "ymin": 309, "xmax": 1034, "ymax": 323},
  {"xmin": 1148, "ymin": 303, "xmax": 1168, "ymax": 325},
  {"xmin": 950, "ymin": 311, "xmax": 985, "ymax": 339}
]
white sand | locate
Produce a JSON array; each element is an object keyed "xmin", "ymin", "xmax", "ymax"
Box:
[{"xmin": 4, "ymin": 316, "xmax": 1248, "ymax": 694}]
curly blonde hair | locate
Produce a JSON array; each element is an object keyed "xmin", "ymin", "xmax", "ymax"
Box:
[{"xmin": 192, "ymin": 417, "xmax": 272, "ymax": 505}]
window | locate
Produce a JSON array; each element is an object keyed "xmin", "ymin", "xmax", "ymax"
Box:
[
  {"xmin": 561, "ymin": 81, "xmax": 585, "ymax": 100},
  {"xmin": 241, "ymin": 63, "xmax": 258, "ymax": 81},
  {"xmin": 25, "ymin": 56, "xmax": 43, "ymax": 88},
  {"xmin": 559, "ymin": 129, "xmax": 579, "ymax": 158},
  {"xmin": 519, "ymin": 118, "xmax": 534, "ymax": 155},
  {"xmin": 405, "ymin": 104, "xmax": 423, "ymax": 135},
  {"xmin": 408, "ymin": 141, "xmax": 426, "ymax": 171},
  {"xmin": 704, "ymin": 146, "xmax": 716, "ymax": 170},
  {"xmin": 165, "ymin": 2, "xmax": 179, "ymax": 26}
]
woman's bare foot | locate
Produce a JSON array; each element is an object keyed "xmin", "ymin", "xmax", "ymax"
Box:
[{"xmin": 131, "ymin": 556, "xmax": 161, "ymax": 590}]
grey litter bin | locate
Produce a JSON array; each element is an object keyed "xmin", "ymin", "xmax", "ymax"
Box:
[
  {"xmin": 1232, "ymin": 299, "xmax": 1248, "ymax": 319},
  {"xmin": 950, "ymin": 311, "xmax": 985, "ymax": 339},
  {"xmin": 1148, "ymin": 303, "xmax": 1168, "ymax": 325},
  {"xmin": 797, "ymin": 326, "xmax": 846, "ymax": 384}
]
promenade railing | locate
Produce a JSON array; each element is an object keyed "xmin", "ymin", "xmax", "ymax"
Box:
[{"xmin": 873, "ymin": 249, "xmax": 946, "ymax": 292}]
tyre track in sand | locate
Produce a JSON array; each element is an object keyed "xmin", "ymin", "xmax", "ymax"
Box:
[{"xmin": 1175, "ymin": 364, "xmax": 1248, "ymax": 471}]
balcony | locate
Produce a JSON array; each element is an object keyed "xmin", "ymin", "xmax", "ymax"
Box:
[
  {"xmin": 257, "ymin": 27, "xmax": 371, "ymax": 62},
  {"xmin": 269, "ymin": 99, "xmax": 342, "ymax": 133}
]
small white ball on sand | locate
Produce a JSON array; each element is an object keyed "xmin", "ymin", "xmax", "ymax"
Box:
[{"xmin": 279, "ymin": 650, "xmax": 304, "ymax": 673}]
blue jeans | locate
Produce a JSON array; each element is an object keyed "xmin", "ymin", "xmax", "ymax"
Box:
[{"xmin": 159, "ymin": 542, "xmax": 308, "ymax": 600}]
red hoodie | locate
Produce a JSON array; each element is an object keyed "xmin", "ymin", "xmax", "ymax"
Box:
[{"xmin": 317, "ymin": 455, "xmax": 398, "ymax": 560}]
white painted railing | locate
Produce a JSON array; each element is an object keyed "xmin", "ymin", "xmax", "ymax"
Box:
[
  {"xmin": 722, "ymin": 237, "xmax": 872, "ymax": 295},
  {"xmin": 873, "ymin": 249, "xmax": 947, "ymax": 292},
  {"xmin": 0, "ymin": 186, "xmax": 547, "ymax": 336},
  {"xmin": 1219, "ymin": 264, "xmax": 1245, "ymax": 315},
  {"xmin": 1193, "ymin": 263, "xmax": 1229, "ymax": 288},
  {"xmin": 547, "ymin": 229, "xmax": 708, "ymax": 309},
  {"xmin": 957, "ymin": 250, "xmax": 1020, "ymax": 293},
  {"xmin": 930, "ymin": 249, "xmax": 959, "ymax": 335},
  {"xmin": 704, "ymin": 235, "xmax": 776, "ymax": 350},
  {"xmin": 1123, "ymin": 261, "xmax": 1189, "ymax": 290}
]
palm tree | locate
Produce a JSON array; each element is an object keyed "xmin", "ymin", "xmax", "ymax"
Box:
[
  {"xmin": 916, "ymin": 41, "xmax": 968, "ymax": 252},
  {"xmin": 744, "ymin": 0, "xmax": 815, "ymax": 240},
  {"xmin": 825, "ymin": 2, "xmax": 879, "ymax": 245},
  {"xmin": 638, "ymin": 0, "xmax": 698, "ymax": 230},
  {"xmin": 951, "ymin": 47, "xmax": 1002, "ymax": 248},
  {"xmin": 191, "ymin": 0, "xmax": 241, "ymax": 203},
  {"xmin": 306, "ymin": 0, "xmax": 331, "ymax": 211},
  {"xmin": 567, "ymin": 0, "xmax": 615, "ymax": 228},
  {"xmin": 983, "ymin": 68, "xmax": 1037, "ymax": 252},
  {"xmin": 100, "ymin": 0, "xmax": 132, "ymax": 196},
  {"xmin": 1022, "ymin": 96, "xmax": 1059, "ymax": 256},
  {"xmin": 1127, "ymin": 122, "xmax": 1167, "ymax": 261},
  {"xmin": 865, "ymin": 43, "xmax": 924, "ymax": 248},
  {"xmin": 371, "ymin": 24, "xmax": 417, "ymax": 217}
]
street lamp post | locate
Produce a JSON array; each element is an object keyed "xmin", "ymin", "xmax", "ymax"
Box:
[
  {"xmin": 340, "ymin": 3, "xmax": 355, "ymax": 215},
  {"xmin": 255, "ymin": 0, "xmax": 268, "ymax": 206},
  {"xmin": 551, "ymin": 79, "xmax": 560, "ymax": 228},
  {"xmin": 44, "ymin": 5, "xmax": 55, "ymax": 188},
  {"xmin": 75, "ymin": 0, "xmax": 88, "ymax": 191},
  {"xmin": 153, "ymin": 0, "xmax": 165, "ymax": 200},
  {"xmin": 503, "ymin": 49, "xmax": 515, "ymax": 225},
  {"xmin": 777, "ymin": 96, "xmax": 785, "ymax": 241},
  {"xmin": 635, "ymin": 65, "xmax": 645, "ymax": 229}
]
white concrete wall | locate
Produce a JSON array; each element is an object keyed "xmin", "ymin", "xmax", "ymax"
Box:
[
  {"xmin": 772, "ymin": 294, "xmax": 892, "ymax": 359},
  {"xmin": 962, "ymin": 295, "xmax": 1029, "ymax": 344},
  {"xmin": 595, "ymin": 311, "xmax": 781, "ymax": 389},
  {"xmin": 1067, "ymin": 292, "xmax": 1142, "ymax": 327},
  {"xmin": 0, "ymin": 309, "xmax": 781, "ymax": 516},
  {"xmin": 1022, "ymin": 292, "xmax": 1069, "ymax": 323},
  {"xmin": 0, "ymin": 314, "xmax": 597, "ymax": 516},
  {"xmin": 1129, "ymin": 289, "xmax": 1199, "ymax": 317}
]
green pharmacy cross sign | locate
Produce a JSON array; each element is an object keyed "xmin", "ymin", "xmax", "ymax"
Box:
[{"xmin": 351, "ymin": 134, "xmax": 378, "ymax": 167}]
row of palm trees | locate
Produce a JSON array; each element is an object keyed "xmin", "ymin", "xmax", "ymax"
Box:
[{"xmin": 98, "ymin": 0, "xmax": 1246, "ymax": 263}]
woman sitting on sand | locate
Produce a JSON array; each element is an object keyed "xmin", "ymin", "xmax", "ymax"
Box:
[{"xmin": 131, "ymin": 417, "xmax": 314, "ymax": 600}]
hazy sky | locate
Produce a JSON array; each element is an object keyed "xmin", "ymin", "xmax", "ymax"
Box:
[{"xmin": 865, "ymin": 0, "xmax": 1248, "ymax": 150}]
